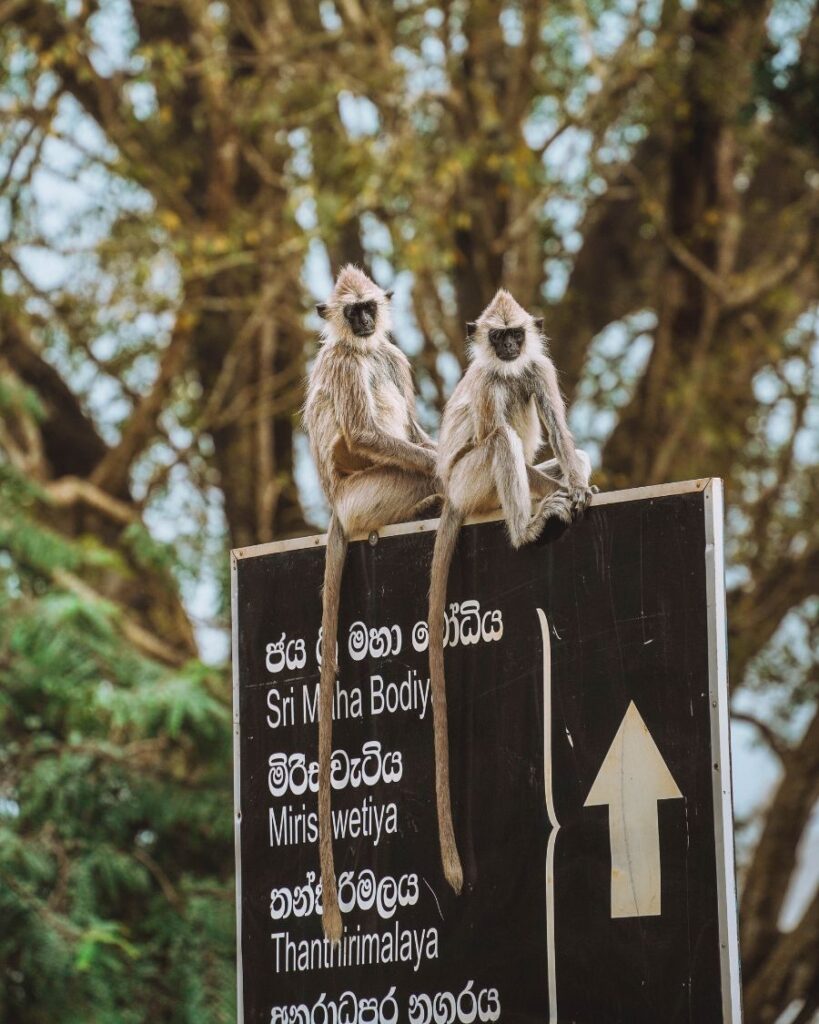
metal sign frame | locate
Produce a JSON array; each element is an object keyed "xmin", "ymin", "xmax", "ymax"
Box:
[{"xmin": 230, "ymin": 477, "xmax": 741, "ymax": 1022}]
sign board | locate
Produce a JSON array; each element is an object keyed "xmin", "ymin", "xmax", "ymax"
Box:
[{"xmin": 231, "ymin": 478, "xmax": 741, "ymax": 1023}]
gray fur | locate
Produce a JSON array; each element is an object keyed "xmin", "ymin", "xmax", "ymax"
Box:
[
  {"xmin": 303, "ymin": 266, "xmax": 438, "ymax": 942},
  {"xmin": 429, "ymin": 288, "xmax": 593, "ymax": 894}
]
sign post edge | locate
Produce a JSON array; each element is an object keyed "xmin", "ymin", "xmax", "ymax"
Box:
[
  {"xmin": 704, "ymin": 478, "xmax": 743, "ymax": 1021},
  {"xmin": 231, "ymin": 552, "xmax": 245, "ymax": 1024}
]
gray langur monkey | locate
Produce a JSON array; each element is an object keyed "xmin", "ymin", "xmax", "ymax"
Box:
[
  {"xmin": 303, "ymin": 265, "xmax": 439, "ymax": 942},
  {"xmin": 428, "ymin": 288, "xmax": 593, "ymax": 894}
]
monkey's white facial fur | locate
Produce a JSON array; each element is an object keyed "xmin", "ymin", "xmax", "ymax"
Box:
[
  {"xmin": 466, "ymin": 289, "xmax": 545, "ymax": 375},
  {"xmin": 316, "ymin": 264, "xmax": 393, "ymax": 346}
]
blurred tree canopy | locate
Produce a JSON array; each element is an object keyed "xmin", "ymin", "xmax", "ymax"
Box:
[{"xmin": 0, "ymin": 1, "xmax": 817, "ymax": 1022}]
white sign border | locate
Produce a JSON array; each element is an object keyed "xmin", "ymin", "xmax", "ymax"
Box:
[
  {"xmin": 704, "ymin": 479, "xmax": 743, "ymax": 1021},
  {"xmin": 230, "ymin": 548, "xmax": 244, "ymax": 1024}
]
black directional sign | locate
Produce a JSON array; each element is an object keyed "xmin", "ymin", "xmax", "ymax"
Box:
[{"xmin": 231, "ymin": 479, "xmax": 741, "ymax": 1024}]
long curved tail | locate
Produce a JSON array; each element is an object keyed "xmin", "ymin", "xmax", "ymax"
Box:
[
  {"xmin": 319, "ymin": 513, "xmax": 347, "ymax": 943},
  {"xmin": 428, "ymin": 501, "xmax": 464, "ymax": 894}
]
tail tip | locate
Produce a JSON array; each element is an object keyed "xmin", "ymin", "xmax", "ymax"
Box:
[
  {"xmin": 322, "ymin": 903, "xmax": 343, "ymax": 945},
  {"xmin": 443, "ymin": 849, "xmax": 464, "ymax": 895}
]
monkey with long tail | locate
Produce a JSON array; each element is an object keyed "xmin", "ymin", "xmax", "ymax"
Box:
[
  {"xmin": 428, "ymin": 289, "xmax": 593, "ymax": 892},
  {"xmin": 303, "ymin": 265, "xmax": 439, "ymax": 941}
]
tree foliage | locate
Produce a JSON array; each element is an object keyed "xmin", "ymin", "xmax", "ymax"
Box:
[{"xmin": 0, "ymin": 1, "xmax": 817, "ymax": 1022}]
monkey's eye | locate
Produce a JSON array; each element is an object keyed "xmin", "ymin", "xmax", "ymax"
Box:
[
  {"xmin": 345, "ymin": 301, "xmax": 377, "ymax": 319},
  {"xmin": 489, "ymin": 329, "xmax": 504, "ymax": 345},
  {"xmin": 509, "ymin": 327, "xmax": 525, "ymax": 344}
]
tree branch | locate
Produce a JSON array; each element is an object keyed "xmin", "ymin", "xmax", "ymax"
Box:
[
  {"xmin": 52, "ymin": 568, "xmax": 189, "ymax": 668},
  {"xmin": 729, "ymin": 547, "xmax": 819, "ymax": 687},
  {"xmin": 45, "ymin": 477, "xmax": 138, "ymax": 525},
  {"xmin": 740, "ymin": 707, "xmax": 819, "ymax": 981},
  {"xmin": 744, "ymin": 885, "xmax": 819, "ymax": 1024},
  {"xmin": 1, "ymin": 313, "xmax": 108, "ymax": 477},
  {"xmin": 90, "ymin": 309, "xmax": 197, "ymax": 498},
  {"xmin": 731, "ymin": 710, "xmax": 789, "ymax": 764}
]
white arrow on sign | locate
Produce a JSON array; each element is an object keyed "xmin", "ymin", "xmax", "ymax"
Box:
[{"xmin": 585, "ymin": 701, "xmax": 683, "ymax": 919}]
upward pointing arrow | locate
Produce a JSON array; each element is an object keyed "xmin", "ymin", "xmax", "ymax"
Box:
[{"xmin": 585, "ymin": 701, "xmax": 683, "ymax": 919}]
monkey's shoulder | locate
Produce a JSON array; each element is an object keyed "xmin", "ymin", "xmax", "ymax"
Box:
[
  {"xmin": 385, "ymin": 331, "xmax": 407, "ymax": 357},
  {"xmin": 458, "ymin": 361, "xmax": 491, "ymax": 391},
  {"xmin": 369, "ymin": 339, "xmax": 412, "ymax": 390},
  {"xmin": 382, "ymin": 335, "xmax": 413, "ymax": 371},
  {"xmin": 442, "ymin": 367, "xmax": 481, "ymax": 414}
]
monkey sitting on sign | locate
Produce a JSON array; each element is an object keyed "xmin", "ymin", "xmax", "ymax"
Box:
[
  {"xmin": 428, "ymin": 288, "xmax": 593, "ymax": 894},
  {"xmin": 303, "ymin": 265, "xmax": 439, "ymax": 942}
]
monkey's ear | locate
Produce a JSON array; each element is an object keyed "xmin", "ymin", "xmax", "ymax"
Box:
[
  {"xmin": 316, "ymin": 303, "xmax": 330, "ymax": 319},
  {"xmin": 384, "ymin": 290, "xmax": 394, "ymax": 301},
  {"xmin": 466, "ymin": 321, "xmax": 478, "ymax": 338},
  {"xmin": 533, "ymin": 317, "xmax": 544, "ymax": 333}
]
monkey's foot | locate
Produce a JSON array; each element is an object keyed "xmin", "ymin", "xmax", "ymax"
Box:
[
  {"xmin": 533, "ymin": 492, "xmax": 573, "ymax": 532},
  {"xmin": 322, "ymin": 903, "xmax": 343, "ymax": 945},
  {"xmin": 442, "ymin": 846, "xmax": 464, "ymax": 895}
]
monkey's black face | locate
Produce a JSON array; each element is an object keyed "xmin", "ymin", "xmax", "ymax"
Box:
[
  {"xmin": 489, "ymin": 326, "xmax": 525, "ymax": 361},
  {"xmin": 344, "ymin": 300, "xmax": 378, "ymax": 337}
]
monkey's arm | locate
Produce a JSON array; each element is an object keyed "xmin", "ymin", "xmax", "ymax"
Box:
[
  {"xmin": 349, "ymin": 428, "xmax": 437, "ymax": 474},
  {"xmin": 532, "ymin": 361, "xmax": 592, "ymax": 509},
  {"xmin": 387, "ymin": 343, "xmax": 437, "ymax": 450},
  {"xmin": 337, "ymin": 364, "xmax": 437, "ymax": 476}
]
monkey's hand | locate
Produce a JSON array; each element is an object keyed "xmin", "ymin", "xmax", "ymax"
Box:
[
  {"xmin": 567, "ymin": 482, "xmax": 593, "ymax": 517},
  {"xmin": 410, "ymin": 492, "xmax": 443, "ymax": 519}
]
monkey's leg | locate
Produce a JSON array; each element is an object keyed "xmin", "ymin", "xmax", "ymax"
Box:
[
  {"xmin": 338, "ymin": 469, "xmax": 437, "ymax": 536},
  {"xmin": 488, "ymin": 427, "xmax": 537, "ymax": 548},
  {"xmin": 490, "ymin": 429, "xmax": 574, "ymax": 545},
  {"xmin": 318, "ymin": 513, "xmax": 348, "ymax": 943},
  {"xmin": 428, "ymin": 501, "xmax": 465, "ymax": 893}
]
